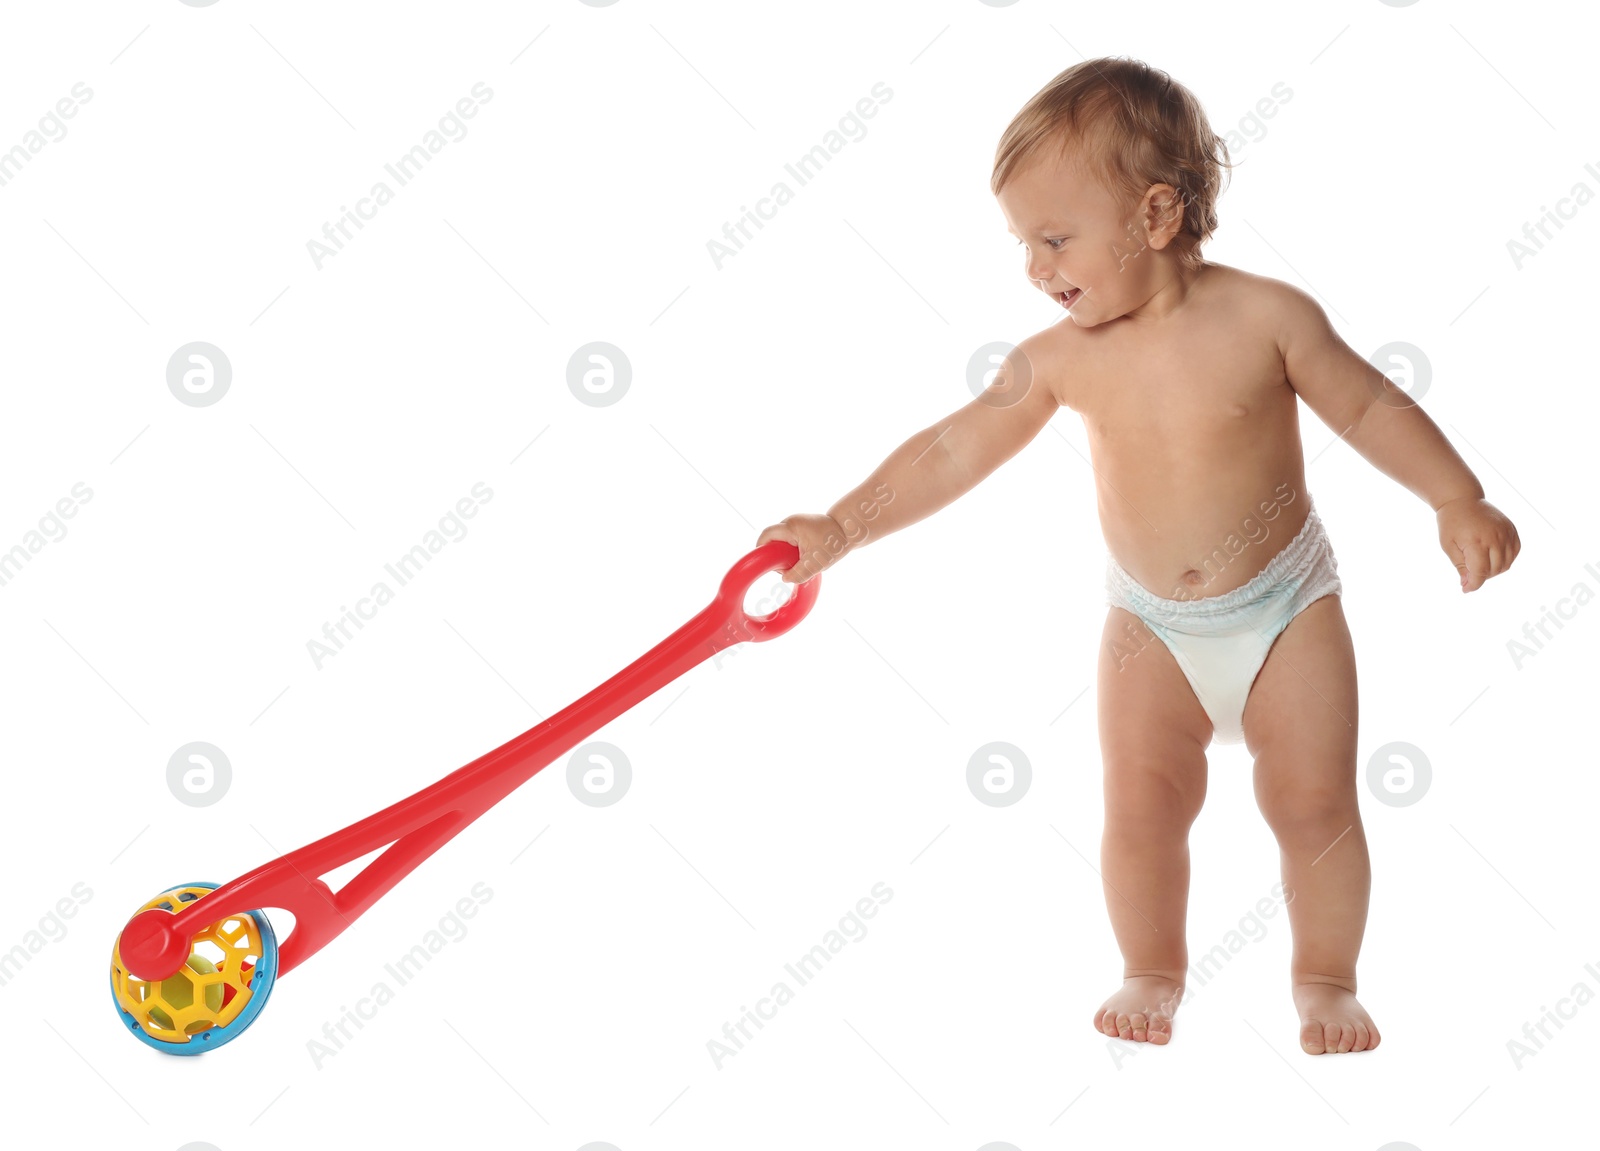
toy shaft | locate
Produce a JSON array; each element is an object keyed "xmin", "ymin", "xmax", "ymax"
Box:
[{"xmin": 118, "ymin": 541, "xmax": 819, "ymax": 981}]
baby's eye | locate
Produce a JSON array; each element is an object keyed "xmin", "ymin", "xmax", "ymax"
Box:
[{"xmin": 1047, "ymin": 237, "xmax": 1069, "ymax": 250}]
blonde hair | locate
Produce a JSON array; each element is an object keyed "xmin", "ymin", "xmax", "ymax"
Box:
[{"xmin": 992, "ymin": 57, "xmax": 1233, "ymax": 272}]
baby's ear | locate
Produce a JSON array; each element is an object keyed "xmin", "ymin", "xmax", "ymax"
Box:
[{"xmin": 1141, "ymin": 183, "xmax": 1186, "ymax": 248}]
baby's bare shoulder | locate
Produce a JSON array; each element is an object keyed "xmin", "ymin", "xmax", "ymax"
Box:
[
  {"xmin": 1007, "ymin": 318, "xmax": 1089, "ymax": 411},
  {"xmin": 1202, "ymin": 263, "xmax": 1327, "ymax": 338}
]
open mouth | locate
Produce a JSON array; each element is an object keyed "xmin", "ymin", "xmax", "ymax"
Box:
[{"xmin": 1058, "ymin": 287, "xmax": 1083, "ymax": 308}]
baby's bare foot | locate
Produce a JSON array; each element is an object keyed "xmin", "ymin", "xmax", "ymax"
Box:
[
  {"xmin": 1294, "ymin": 981, "xmax": 1381, "ymax": 1054},
  {"xmin": 1094, "ymin": 975, "xmax": 1183, "ymax": 1044}
]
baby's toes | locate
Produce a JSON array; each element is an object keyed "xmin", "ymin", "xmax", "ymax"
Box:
[
  {"xmin": 1335, "ymin": 1023, "xmax": 1356, "ymax": 1053},
  {"xmin": 1148, "ymin": 1015, "xmax": 1172, "ymax": 1045},
  {"xmin": 1116, "ymin": 1012, "xmax": 1134, "ymax": 1040},
  {"xmin": 1128, "ymin": 1012, "xmax": 1150, "ymax": 1041},
  {"xmin": 1300, "ymin": 1018, "xmax": 1327, "ymax": 1054},
  {"xmin": 1352, "ymin": 1021, "xmax": 1371, "ymax": 1052},
  {"xmin": 1323, "ymin": 1021, "xmax": 1345, "ymax": 1053}
]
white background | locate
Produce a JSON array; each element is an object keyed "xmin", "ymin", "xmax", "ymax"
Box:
[{"xmin": 0, "ymin": 1, "xmax": 1594, "ymax": 1149}]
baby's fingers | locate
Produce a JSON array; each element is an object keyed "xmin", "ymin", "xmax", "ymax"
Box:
[
  {"xmin": 1443, "ymin": 535, "xmax": 1474, "ymax": 592},
  {"xmin": 780, "ymin": 553, "xmax": 825, "ymax": 585},
  {"xmin": 1459, "ymin": 541, "xmax": 1490, "ymax": 592},
  {"xmin": 1501, "ymin": 529, "xmax": 1522, "ymax": 571},
  {"xmin": 756, "ymin": 522, "xmax": 799, "ymax": 548},
  {"xmin": 755, "ymin": 524, "xmax": 817, "ymax": 583}
]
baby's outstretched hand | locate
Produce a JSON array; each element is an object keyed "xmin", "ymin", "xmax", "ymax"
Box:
[
  {"xmin": 1437, "ymin": 496, "xmax": 1520, "ymax": 593},
  {"xmin": 756, "ymin": 514, "xmax": 851, "ymax": 584}
]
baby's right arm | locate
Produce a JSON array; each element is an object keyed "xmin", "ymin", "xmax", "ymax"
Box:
[{"xmin": 756, "ymin": 335, "xmax": 1063, "ymax": 583}]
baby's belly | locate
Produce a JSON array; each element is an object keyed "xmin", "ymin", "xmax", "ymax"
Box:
[{"xmin": 1094, "ymin": 454, "xmax": 1311, "ymax": 601}]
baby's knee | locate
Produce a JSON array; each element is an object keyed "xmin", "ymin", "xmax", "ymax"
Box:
[
  {"xmin": 1105, "ymin": 770, "xmax": 1206, "ymax": 831},
  {"xmin": 1256, "ymin": 783, "xmax": 1357, "ymax": 838}
]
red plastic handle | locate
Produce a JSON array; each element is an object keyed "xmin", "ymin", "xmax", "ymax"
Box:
[{"xmin": 119, "ymin": 540, "xmax": 820, "ymax": 981}]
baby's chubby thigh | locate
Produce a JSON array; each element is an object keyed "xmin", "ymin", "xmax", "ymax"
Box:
[
  {"xmin": 1096, "ymin": 605, "xmax": 1213, "ymax": 832},
  {"xmin": 1241, "ymin": 593, "xmax": 1360, "ymax": 822}
]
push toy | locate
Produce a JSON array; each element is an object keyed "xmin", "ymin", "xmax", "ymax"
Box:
[{"xmin": 111, "ymin": 540, "xmax": 819, "ymax": 1054}]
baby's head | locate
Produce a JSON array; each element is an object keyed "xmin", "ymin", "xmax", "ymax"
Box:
[{"xmin": 993, "ymin": 57, "xmax": 1232, "ymax": 326}]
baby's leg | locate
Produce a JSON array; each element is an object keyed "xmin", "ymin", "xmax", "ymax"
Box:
[
  {"xmin": 1242, "ymin": 594, "xmax": 1381, "ymax": 1054},
  {"xmin": 1093, "ymin": 606, "xmax": 1212, "ymax": 1044}
]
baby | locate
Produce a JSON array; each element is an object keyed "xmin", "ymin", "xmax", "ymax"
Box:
[{"xmin": 756, "ymin": 56, "xmax": 1520, "ymax": 1054}]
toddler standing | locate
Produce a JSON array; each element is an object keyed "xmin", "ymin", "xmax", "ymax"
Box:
[{"xmin": 756, "ymin": 57, "xmax": 1519, "ymax": 1053}]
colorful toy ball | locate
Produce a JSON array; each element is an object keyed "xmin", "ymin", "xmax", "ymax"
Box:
[{"xmin": 109, "ymin": 882, "xmax": 278, "ymax": 1054}]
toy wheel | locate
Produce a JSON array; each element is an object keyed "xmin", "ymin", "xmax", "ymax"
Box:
[{"xmin": 109, "ymin": 882, "xmax": 278, "ymax": 1055}]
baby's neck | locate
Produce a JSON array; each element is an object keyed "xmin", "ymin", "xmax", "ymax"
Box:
[{"xmin": 1124, "ymin": 257, "xmax": 1209, "ymax": 325}]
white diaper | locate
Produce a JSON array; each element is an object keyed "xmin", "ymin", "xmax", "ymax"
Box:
[{"xmin": 1103, "ymin": 500, "xmax": 1342, "ymax": 745}]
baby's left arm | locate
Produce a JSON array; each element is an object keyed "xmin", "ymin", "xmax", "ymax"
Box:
[{"xmin": 1274, "ymin": 283, "xmax": 1521, "ymax": 593}]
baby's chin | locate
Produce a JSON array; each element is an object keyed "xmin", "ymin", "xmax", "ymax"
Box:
[{"xmin": 1059, "ymin": 297, "xmax": 1104, "ymax": 328}]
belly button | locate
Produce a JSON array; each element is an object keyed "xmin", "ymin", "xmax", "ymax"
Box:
[
  {"xmin": 1230, "ymin": 403, "xmax": 1248, "ymax": 418},
  {"xmin": 1181, "ymin": 569, "xmax": 1205, "ymax": 586}
]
